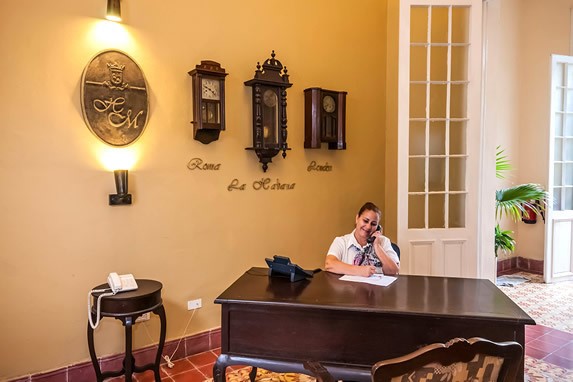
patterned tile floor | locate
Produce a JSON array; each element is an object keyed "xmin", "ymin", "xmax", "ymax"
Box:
[
  {"xmin": 499, "ymin": 272, "xmax": 573, "ymax": 381},
  {"xmin": 498, "ymin": 272, "xmax": 573, "ymax": 334},
  {"xmin": 105, "ymin": 272, "xmax": 573, "ymax": 381}
]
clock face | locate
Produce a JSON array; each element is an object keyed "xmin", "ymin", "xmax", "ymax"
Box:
[
  {"xmin": 322, "ymin": 95, "xmax": 336, "ymax": 113},
  {"xmin": 201, "ymin": 78, "xmax": 220, "ymax": 100},
  {"xmin": 263, "ymin": 89, "xmax": 278, "ymax": 107}
]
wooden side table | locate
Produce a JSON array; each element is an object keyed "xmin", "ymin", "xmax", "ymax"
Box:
[{"xmin": 87, "ymin": 279, "xmax": 166, "ymax": 382}]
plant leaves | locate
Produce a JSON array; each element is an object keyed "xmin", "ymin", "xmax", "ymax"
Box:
[
  {"xmin": 495, "ymin": 224, "xmax": 516, "ymax": 255},
  {"xmin": 496, "ymin": 146, "xmax": 513, "ymax": 179},
  {"xmin": 495, "ymin": 183, "xmax": 549, "ymax": 222}
]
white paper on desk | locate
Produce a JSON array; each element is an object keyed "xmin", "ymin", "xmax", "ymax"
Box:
[{"xmin": 339, "ymin": 274, "xmax": 397, "ymax": 287}]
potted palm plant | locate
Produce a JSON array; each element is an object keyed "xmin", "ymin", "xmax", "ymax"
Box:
[
  {"xmin": 495, "ymin": 224, "xmax": 515, "ymax": 256},
  {"xmin": 495, "ymin": 147, "xmax": 548, "ymax": 256}
]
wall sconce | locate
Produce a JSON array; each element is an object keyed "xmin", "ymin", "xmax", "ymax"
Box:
[
  {"xmin": 244, "ymin": 51, "xmax": 292, "ymax": 172},
  {"xmin": 109, "ymin": 170, "xmax": 132, "ymax": 205},
  {"xmin": 106, "ymin": 0, "xmax": 122, "ymax": 22},
  {"xmin": 99, "ymin": 148, "xmax": 136, "ymax": 205}
]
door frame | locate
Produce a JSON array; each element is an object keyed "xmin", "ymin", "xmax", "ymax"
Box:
[{"xmin": 544, "ymin": 54, "xmax": 573, "ymax": 283}]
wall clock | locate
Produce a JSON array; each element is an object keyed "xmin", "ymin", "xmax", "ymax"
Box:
[
  {"xmin": 244, "ymin": 51, "xmax": 292, "ymax": 172},
  {"xmin": 188, "ymin": 61, "xmax": 228, "ymax": 144},
  {"xmin": 304, "ymin": 87, "xmax": 347, "ymax": 149}
]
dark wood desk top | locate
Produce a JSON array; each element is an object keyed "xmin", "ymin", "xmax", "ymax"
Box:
[{"xmin": 215, "ymin": 268, "xmax": 534, "ymax": 325}]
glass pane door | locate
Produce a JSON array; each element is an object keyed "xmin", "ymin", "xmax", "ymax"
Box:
[
  {"xmin": 553, "ymin": 61, "xmax": 573, "ymax": 211},
  {"xmin": 408, "ymin": 5, "xmax": 469, "ymax": 229}
]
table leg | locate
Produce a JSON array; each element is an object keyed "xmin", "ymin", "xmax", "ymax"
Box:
[
  {"xmin": 249, "ymin": 366, "xmax": 258, "ymax": 381},
  {"xmin": 124, "ymin": 316, "xmax": 134, "ymax": 382},
  {"xmin": 87, "ymin": 314, "xmax": 104, "ymax": 382},
  {"xmin": 516, "ymin": 326, "xmax": 526, "ymax": 381},
  {"xmin": 153, "ymin": 305, "xmax": 167, "ymax": 382},
  {"xmin": 213, "ymin": 354, "xmax": 230, "ymax": 382}
]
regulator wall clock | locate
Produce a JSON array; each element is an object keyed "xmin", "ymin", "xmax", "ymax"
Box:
[
  {"xmin": 244, "ymin": 51, "xmax": 292, "ymax": 172},
  {"xmin": 189, "ymin": 60, "xmax": 228, "ymax": 144},
  {"xmin": 304, "ymin": 87, "xmax": 347, "ymax": 150}
]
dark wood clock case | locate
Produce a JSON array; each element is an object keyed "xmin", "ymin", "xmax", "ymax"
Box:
[
  {"xmin": 304, "ymin": 87, "xmax": 347, "ymax": 150},
  {"xmin": 188, "ymin": 60, "xmax": 228, "ymax": 144}
]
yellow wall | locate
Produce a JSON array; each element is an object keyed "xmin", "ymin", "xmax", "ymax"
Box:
[
  {"xmin": 384, "ymin": 0, "xmax": 399, "ymax": 242},
  {"xmin": 514, "ymin": 0, "xmax": 573, "ymax": 261},
  {"xmin": 0, "ymin": 0, "xmax": 389, "ymax": 379},
  {"xmin": 486, "ymin": 0, "xmax": 522, "ymax": 261},
  {"xmin": 488, "ymin": 0, "xmax": 573, "ymax": 261}
]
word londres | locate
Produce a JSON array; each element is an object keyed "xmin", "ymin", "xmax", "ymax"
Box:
[
  {"xmin": 228, "ymin": 178, "xmax": 296, "ymax": 191},
  {"xmin": 307, "ymin": 161, "xmax": 333, "ymax": 172}
]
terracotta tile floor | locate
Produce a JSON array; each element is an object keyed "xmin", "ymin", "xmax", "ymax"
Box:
[
  {"xmin": 106, "ymin": 348, "xmax": 222, "ymax": 382},
  {"xmin": 526, "ymin": 324, "xmax": 573, "ymax": 370}
]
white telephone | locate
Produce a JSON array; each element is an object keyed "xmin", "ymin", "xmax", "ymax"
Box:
[
  {"xmin": 88, "ymin": 273, "xmax": 138, "ymax": 329},
  {"xmin": 107, "ymin": 272, "xmax": 138, "ymax": 293}
]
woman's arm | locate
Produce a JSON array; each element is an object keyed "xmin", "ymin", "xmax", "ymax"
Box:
[
  {"xmin": 372, "ymin": 235, "xmax": 400, "ymax": 275},
  {"xmin": 325, "ymin": 255, "xmax": 376, "ymax": 277}
]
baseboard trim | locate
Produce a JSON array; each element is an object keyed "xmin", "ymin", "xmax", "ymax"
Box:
[
  {"xmin": 7, "ymin": 327, "xmax": 221, "ymax": 382},
  {"xmin": 497, "ymin": 256, "xmax": 544, "ymax": 276}
]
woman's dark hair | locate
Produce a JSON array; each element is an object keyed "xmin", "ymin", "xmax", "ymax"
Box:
[{"xmin": 358, "ymin": 202, "xmax": 381, "ymax": 217}]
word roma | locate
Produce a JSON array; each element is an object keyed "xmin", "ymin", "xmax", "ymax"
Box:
[
  {"xmin": 228, "ymin": 178, "xmax": 296, "ymax": 191},
  {"xmin": 187, "ymin": 158, "xmax": 221, "ymax": 171}
]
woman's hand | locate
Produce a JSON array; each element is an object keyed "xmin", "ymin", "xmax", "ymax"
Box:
[
  {"xmin": 372, "ymin": 227, "xmax": 383, "ymax": 244},
  {"xmin": 358, "ymin": 265, "xmax": 376, "ymax": 277},
  {"xmin": 325, "ymin": 255, "xmax": 377, "ymax": 277}
]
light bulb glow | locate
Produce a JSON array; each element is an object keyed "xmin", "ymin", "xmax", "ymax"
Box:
[
  {"xmin": 99, "ymin": 147, "xmax": 138, "ymax": 171},
  {"xmin": 106, "ymin": 15, "xmax": 122, "ymax": 22},
  {"xmin": 90, "ymin": 20, "xmax": 131, "ymax": 48}
]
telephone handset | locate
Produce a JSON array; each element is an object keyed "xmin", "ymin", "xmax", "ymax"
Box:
[
  {"xmin": 107, "ymin": 272, "xmax": 138, "ymax": 294},
  {"xmin": 88, "ymin": 273, "xmax": 138, "ymax": 329},
  {"xmin": 367, "ymin": 225, "xmax": 382, "ymax": 244}
]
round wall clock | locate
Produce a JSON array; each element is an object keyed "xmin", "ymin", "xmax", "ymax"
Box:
[
  {"xmin": 322, "ymin": 95, "xmax": 336, "ymax": 113},
  {"xmin": 263, "ymin": 89, "xmax": 278, "ymax": 107}
]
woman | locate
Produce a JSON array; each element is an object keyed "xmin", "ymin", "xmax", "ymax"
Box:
[{"xmin": 325, "ymin": 202, "xmax": 400, "ymax": 276}]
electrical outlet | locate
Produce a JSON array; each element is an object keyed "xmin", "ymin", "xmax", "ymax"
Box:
[
  {"xmin": 187, "ymin": 298, "xmax": 202, "ymax": 310},
  {"xmin": 135, "ymin": 312, "xmax": 150, "ymax": 323}
]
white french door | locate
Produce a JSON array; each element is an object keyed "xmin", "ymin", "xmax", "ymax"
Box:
[
  {"xmin": 397, "ymin": 0, "xmax": 484, "ymax": 277},
  {"xmin": 545, "ymin": 54, "xmax": 573, "ymax": 283}
]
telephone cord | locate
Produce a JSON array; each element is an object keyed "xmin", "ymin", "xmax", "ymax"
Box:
[
  {"xmin": 87, "ymin": 288, "xmax": 116, "ymax": 330},
  {"xmin": 140, "ymin": 307, "xmax": 196, "ymax": 368}
]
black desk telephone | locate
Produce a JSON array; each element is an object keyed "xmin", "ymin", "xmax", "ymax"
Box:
[{"xmin": 265, "ymin": 255, "xmax": 317, "ymax": 282}]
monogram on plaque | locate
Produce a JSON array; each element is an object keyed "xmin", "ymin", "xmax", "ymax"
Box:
[{"xmin": 80, "ymin": 50, "xmax": 149, "ymax": 146}]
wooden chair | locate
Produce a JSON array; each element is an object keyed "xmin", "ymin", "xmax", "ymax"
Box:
[
  {"xmin": 304, "ymin": 337, "xmax": 522, "ymax": 382},
  {"xmin": 371, "ymin": 337, "xmax": 523, "ymax": 382}
]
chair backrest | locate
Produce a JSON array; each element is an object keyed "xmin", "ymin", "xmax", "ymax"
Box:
[
  {"xmin": 371, "ymin": 337, "xmax": 523, "ymax": 382},
  {"xmin": 390, "ymin": 242, "xmax": 400, "ymax": 259}
]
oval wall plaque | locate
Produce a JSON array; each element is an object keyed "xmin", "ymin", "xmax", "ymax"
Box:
[{"xmin": 80, "ymin": 50, "xmax": 149, "ymax": 146}]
